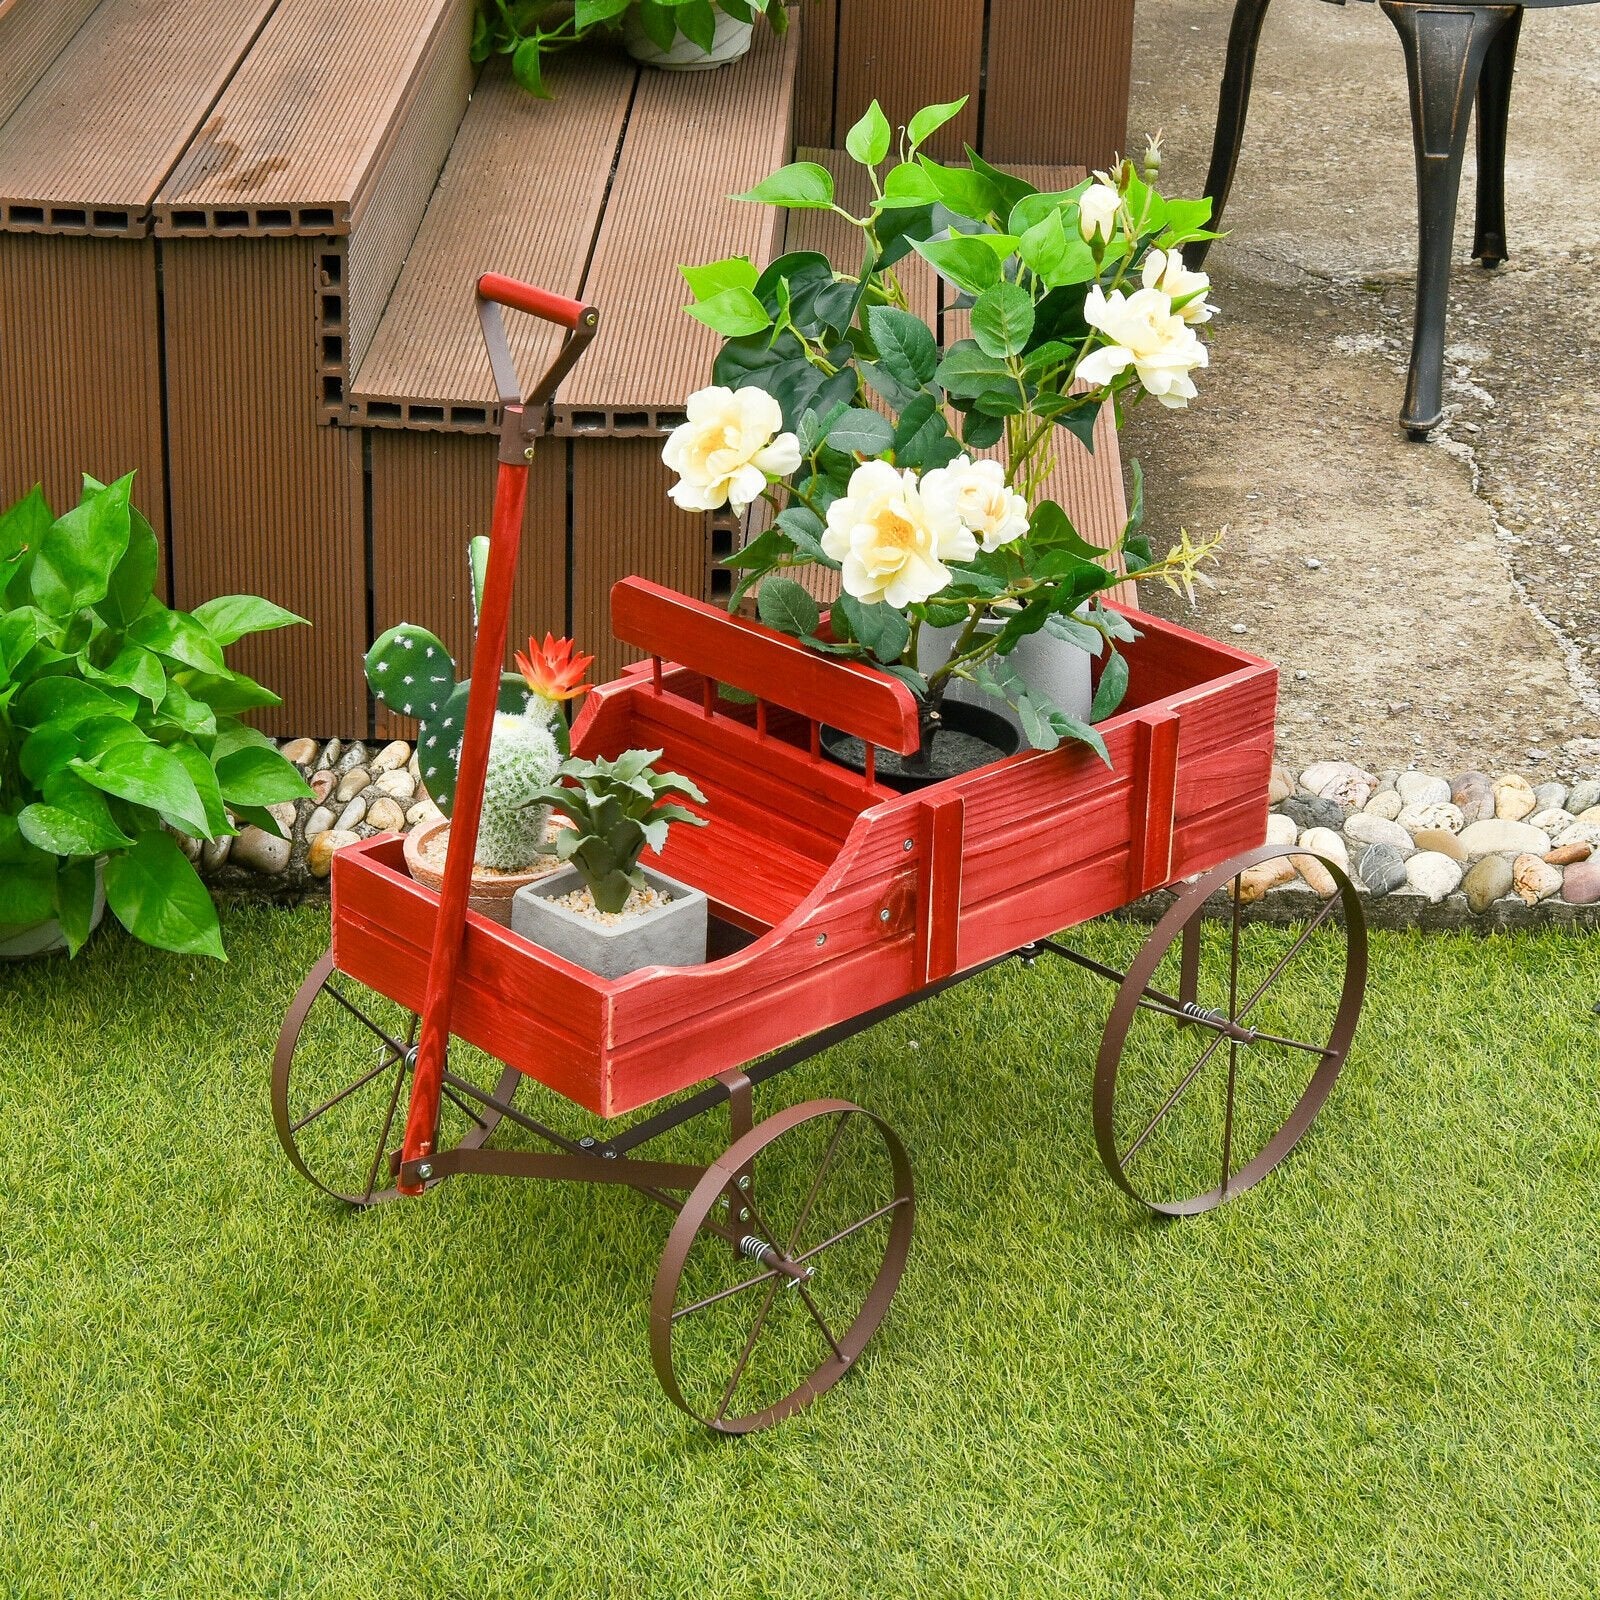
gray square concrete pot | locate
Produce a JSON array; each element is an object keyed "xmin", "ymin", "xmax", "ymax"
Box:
[{"xmin": 511, "ymin": 864, "xmax": 708, "ymax": 980}]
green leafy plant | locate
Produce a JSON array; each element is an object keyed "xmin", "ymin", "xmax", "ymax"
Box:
[
  {"xmin": 665, "ymin": 106, "xmax": 1224, "ymax": 762},
  {"xmin": 474, "ymin": 0, "xmax": 795, "ymax": 98},
  {"xmin": 526, "ymin": 749, "xmax": 706, "ymax": 913},
  {"xmin": 0, "ymin": 474, "xmax": 311, "ymax": 958}
]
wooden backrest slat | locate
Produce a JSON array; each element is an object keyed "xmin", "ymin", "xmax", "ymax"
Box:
[{"xmin": 610, "ymin": 578, "xmax": 922, "ymax": 755}]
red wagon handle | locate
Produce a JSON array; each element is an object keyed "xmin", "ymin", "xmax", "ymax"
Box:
[
  {"xmin": 475, "ymin": 272, "xmax": 600, "ymax": 462},
  {"xmin": 397, "ymin": 275, "xmax": 599, "ymax": 1196}
]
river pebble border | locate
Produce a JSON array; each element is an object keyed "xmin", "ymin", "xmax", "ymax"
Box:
[{"xmin": 192, "ymin": 739, "xmax": 1600, "ymax": 928}]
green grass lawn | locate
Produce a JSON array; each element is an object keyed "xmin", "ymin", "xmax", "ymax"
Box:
[{"xmin": 2, "ymin": 904, "xmax": 1597, "ymax": 1598}]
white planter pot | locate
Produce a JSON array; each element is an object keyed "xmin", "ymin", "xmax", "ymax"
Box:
[
  {"xmin": 0, "ymin": 862, "xmax": 107, "ymax": 960},
  {"xmin": 917, "ymin": 618, "xmax": 1093, "ymax": 748},
  {"xmin": 621, "ymin": 7, "xmax": 754, "ymax": 68},
  {"xmin": 512, "ymin": 864, "xmax": 708, "ymax": 979}
]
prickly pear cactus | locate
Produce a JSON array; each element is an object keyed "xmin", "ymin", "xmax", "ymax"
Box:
[{"xmin": 364, "ymin": 623, "xmax": 472, "ymax": 811}]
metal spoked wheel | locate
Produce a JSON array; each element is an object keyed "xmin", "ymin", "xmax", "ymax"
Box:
[
  {"xmin": 650, "ymin": 1100, "xmax": 914, "ymax": 1434},
  {"xmin": 272, "ymin": 951, "xmax": 521, "ymax": 1206},
  {"xmin": 1093, "ymin": 845, "xmax": 1366, "ymax": 1217}
]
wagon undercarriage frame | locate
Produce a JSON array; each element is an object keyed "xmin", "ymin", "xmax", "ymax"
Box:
[{"xmin": 274, "ymin": 840, "xmax": 1365, "ymax": 1432}]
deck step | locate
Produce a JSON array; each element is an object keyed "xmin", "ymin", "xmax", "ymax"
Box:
[{"xmin": 0, "ymin": 0, "xmax": 106, "ymax": 135}]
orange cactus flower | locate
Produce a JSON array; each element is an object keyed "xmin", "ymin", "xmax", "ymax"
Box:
[{"xmin": 516, "ymin": 633, "xmax": 594, "ymax": 703}]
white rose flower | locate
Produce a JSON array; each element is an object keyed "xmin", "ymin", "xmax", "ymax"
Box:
[
  {"xmin": 821, "ymin": 460, "xmax": 977, "ymax": 609},
  {"xmin": 1076, "ymin": 284, "xmax": 1209, "ymax": 409},
  {"xmin": 662, "ymin": 385, "xmax": 802, "ymax": 513},
  {"xmin": 921, "ymin": 455, "xmax": 1030, "ymax": 553},
  {"xmin": 1141, "ymin": 247, "xmax": 1215, "ymax": 325},
  {"xmin": 1077, "ymin": 181, "xmax": 1122, "ymax": 245}
]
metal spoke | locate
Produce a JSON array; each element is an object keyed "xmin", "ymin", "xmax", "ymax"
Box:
[
  {"xmin": 1232, "ymin": 896, "xmax": 1339, "ymax": 1027},
  {"xmin": 713, "ymin": 1277, "xmax": 784, "ymax": 1424},
  {"xmin": 289, "ymin": 1048, "xmax": 401, "ymax": 1134},
  {"xmin": 1121, "ymin": 1031, "xmax": 1229, "ymax": 1168},
  {"xmin": 792, "ymin": 1197, "xmax": 909, "ymax": 1267},
  {"xmin": 795, "ymin": 1280, "xmax": 846, "ymax": 1364},
  {"xmin": 785, "ymin": 1112, "xmax": 851, "ymax": 1253},
  {"xmin": 672, "ymin": 1266, "xmax": 784, "ymax": 1323},
  {"xmin": 1221, "ymin": 881, "xmax": 1242, "ymax": 1193},
  {"xmin": 362, "ymin": 1056, "xmax": 409, "ymax": 1204},
  {"xmin": 322, "ymin": 982, "xmax": 410, "ymax": 1057},
  {"xmin": 441, "ymin": 1083, "xmax": 489, "ymax": 1130}
]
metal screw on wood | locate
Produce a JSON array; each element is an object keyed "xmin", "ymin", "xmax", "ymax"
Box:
[
  {"xmin": 815, "ymin": 933, "xmax": 827, "ymax": 946},
  {"xmin": 903, "ymin": 839, "xmax": 914, "ymax": 851},
  {"xmin": 879, "ymin": 908, "xmax": 890, "ymax": 922}
]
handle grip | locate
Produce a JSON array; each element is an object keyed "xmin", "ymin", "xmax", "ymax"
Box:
[{"xmin": 476, "ymin": 272, "xmax": 593, "ymax": 330}]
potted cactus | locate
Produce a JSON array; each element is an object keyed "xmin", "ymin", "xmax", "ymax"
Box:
[
  {"xmin": 510, "ymin": 749, "xmax": 709, "ymax": 978},
  {"xmin": 364, "ymin": 543, "xmax": 594, "ymax": 924}
]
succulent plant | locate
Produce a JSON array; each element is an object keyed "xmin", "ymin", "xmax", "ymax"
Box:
[
  {"xmin": 477, "ymin": 709, "xmax": 561, "ymax": 870},
  {"xmin": 526, "ymin": 748, "xmax": 707, "ymax": 914}
]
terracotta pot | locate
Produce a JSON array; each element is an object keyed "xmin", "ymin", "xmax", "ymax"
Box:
[
  {"xmin": 621, "ymin": 7, "xmax": 753, "ymax": 68},
  {"xmin": 402, "ymin": 819, "xmax": 563, "ymax": 928}
]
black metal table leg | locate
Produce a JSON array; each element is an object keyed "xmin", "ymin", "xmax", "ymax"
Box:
[
  {"xmin": 1473, "ymin": 5, "xmax": 1523, "ymax": 266},
  {"xmin": 1382, "ymin": 1, "xmax": 1522, "ymax": 437},
  {"xmin": 1185, "ymin": 0, "xmax": 1276, "ymax": 272}
]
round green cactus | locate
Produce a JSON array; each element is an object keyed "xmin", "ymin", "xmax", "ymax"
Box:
[{"xmin": 477, "ymin": 709, "xmax": 561, "ymax": 870}]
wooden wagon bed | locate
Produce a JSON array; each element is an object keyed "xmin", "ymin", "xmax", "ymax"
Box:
[{"xmin": 331, "ymin": 579, "xmax": 1276, "ymax": 1118}]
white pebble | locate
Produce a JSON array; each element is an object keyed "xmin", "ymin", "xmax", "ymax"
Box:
[{"xmin": 1404, "ymin": 851, "xmax": 1462, "ymax": 904}]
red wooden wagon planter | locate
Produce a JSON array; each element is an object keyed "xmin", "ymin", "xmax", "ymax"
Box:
[{"xmin": 272, "ymin": 277, "xmax": 1367, "ymax": 1433}]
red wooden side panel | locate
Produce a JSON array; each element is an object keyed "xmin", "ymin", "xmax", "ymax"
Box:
[
  {"xmin": 331, "ymin": 837, "xmax": 612, "ymax": 1112},
  {"xmin": 602, "ymin": 807, "xmax": 922, "ymax": 1114},
  {"xmin": 610, "ymin": 577, "xmax": 921, "ymax": 753}
]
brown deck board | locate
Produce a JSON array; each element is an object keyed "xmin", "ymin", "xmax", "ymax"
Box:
[
  {"xmin": 153, "ymin": 0, "xmax": 470, "ymax": 236},
  {"xmin": 554, "ymin": 25, "xmax": 799, "ymax": 433},
  {"xmin": 0, "ymin": 0, "xmax": 280, "ymax": 235},
  {"xmin": 0, "ymin": 0, "xmax": 103, "ymax": 131},
  {"xmin": 350, "ymin": 54, "xmax": 637, "ymax": 431}
]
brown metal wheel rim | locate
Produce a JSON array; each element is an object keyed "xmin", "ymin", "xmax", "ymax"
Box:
[
  {"xmin": 1093, "ymin": 844, "xmax": 1367, "ymax": 1217},
  {"xmin": 271, "ymin": 951, "xmax": 520, "ymax": 1207},
  {"xmin": 650, "ymin": 1099, "xmax": 914, "ymax": 1434}
]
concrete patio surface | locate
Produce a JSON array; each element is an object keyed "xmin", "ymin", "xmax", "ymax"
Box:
[{"xmin": 1124, "ymin": 0, "xmax": 1600, "ymax": 780}]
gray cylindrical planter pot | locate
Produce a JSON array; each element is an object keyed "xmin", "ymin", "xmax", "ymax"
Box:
[
  {"xmin": 917, "ymin": 618, "xmax": 1093, "ymax": 747},
  {"xmin": 0, "ymin": 861, "xmax": 107, "ymax": 960},
  {"xmin": 621, "ymin": 7, "xmax": 753, "ymax": 68},
  {"xmin": 511, "ymin": 865, "xmax": 708, "ymax": 979}
]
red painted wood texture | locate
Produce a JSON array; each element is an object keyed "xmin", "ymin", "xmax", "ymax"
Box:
[
  {"xmin": 610, "ymin": 577, "xmax": 922, "ymax": 754},
  {"xmin": 331, "ymin": 600, "xmax": 1276, "ymax": 1119}
]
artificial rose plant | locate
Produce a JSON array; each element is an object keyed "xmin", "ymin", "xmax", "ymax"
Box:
[{"xmin": 662, "ymin": 98, "xmax": 1222, "ymax": 762}]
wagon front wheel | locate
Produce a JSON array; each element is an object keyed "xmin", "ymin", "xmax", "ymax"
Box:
[
  {"xmin": 1094, "ymin": 844, "xmax": 1366, "ymax": 1217},
  {"xmin": 271, "ymin": 951, "xmax": 520, "ymax": 1207},
  {"xmin": 650, "ymin": 1100, "xmax": 914, "ymax": 1434}
]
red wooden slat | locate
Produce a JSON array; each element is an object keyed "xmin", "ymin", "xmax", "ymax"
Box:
[
  {"xmin": 917, "ymin": 795, "xmax": 964, "ymax": 982},
  {"xmin": 1130, "ymin": 709, "xmax": 1181, "ymax": 895},
  {"xmin": 609, "ymin": 577, "xmax": 921, "ymax": 754}
]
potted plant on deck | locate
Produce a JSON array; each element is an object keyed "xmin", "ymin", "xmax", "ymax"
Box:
[
  {"xmin": 662, "ymin": 102, "xmax": 1223, "ymax": 786},
  {"xmin": 474, "ymin": 0, "xmax": 794, "ymax": 95},
  {"xmin": 1, "ymin": 474, "xmax": 310, "ymax": 960},
  {"xmin": 365, "ymin": 541, "xmax": 593, "ymax": 925},
  {"xmin": 510, "ymin": 748, "xmax": 709, "ymax": 977}
]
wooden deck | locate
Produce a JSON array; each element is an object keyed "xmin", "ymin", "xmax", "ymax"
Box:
[{"xmin": 0, "ymin": 0, "xmax": 1136, "ymax": 737}]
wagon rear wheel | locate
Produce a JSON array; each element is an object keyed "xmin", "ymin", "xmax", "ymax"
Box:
[
  {"xmin": 272, "ymin": 951, "xmax": 519, "ymax": 1207},
  {"xmin": 650, "ymin": 1100, "xmax": 914, "ymax": 1434},
  {"xmin": 1094, "ymin": 845, "xmax": 1366, "ymax": 1217}
]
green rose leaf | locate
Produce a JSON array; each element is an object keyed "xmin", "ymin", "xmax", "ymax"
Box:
[
  {"xmin": 866, "ymin": 305, "xmax": 938, "ymax": 389},
  {"xmin": 191, "ymin": 593, "xmax": 307, "ymax": 646},
  {"xmin": 29, "ymin": 472, "xmax": 133, "ymax": 618},
  {"xmin": 825, "ymin": 407, "xmax": 895, "ymax": 458},
  {"xmin": 756, "ymin": 576, "xmax": 821, "ymax": 639},
  {"xmin": 1090, "ymin": 650, "xmax": 1130, "ymax": 723},
  {"xmin": 680, "ymin": 256, "xmax": 759, "ymax": 302},
  {"xmin": 214, "ymin": 744, "xmax": 313, "ymax": 807},
  {"xmin": 913, "ymin": 235, "xmax": 1002, "ymax": 296},
  {"xmin": 685, "ymin": 286, "xmax": 773, "ymax": 339},
  {"xmin": 934, "ymin": 343, "xmax": 1017, "ymax": 401},
  {"xmin": 892, "ymin": 393, "xmax": 959, "ymax": 472},
  {"xmin": 906, "ymin": 97, "xmax": 968, "ymax": 153},
  {"xmin": 845, "ymin": 99, "xmax": 892, "ymax": 168},
  {"xmin": 104, "ymin": 832, "xmax": 225, "ymax": 960},
  {"xmin": 835, "ymin": 594, "xmax": 909, "ymax": 664},
  {"xmin": 735, "ymin": 162, "xmax": 836, "ymax": 211},
  {"xmin": 971, "ymin": 283, "xmax": 1036, "ymax": 359}
]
